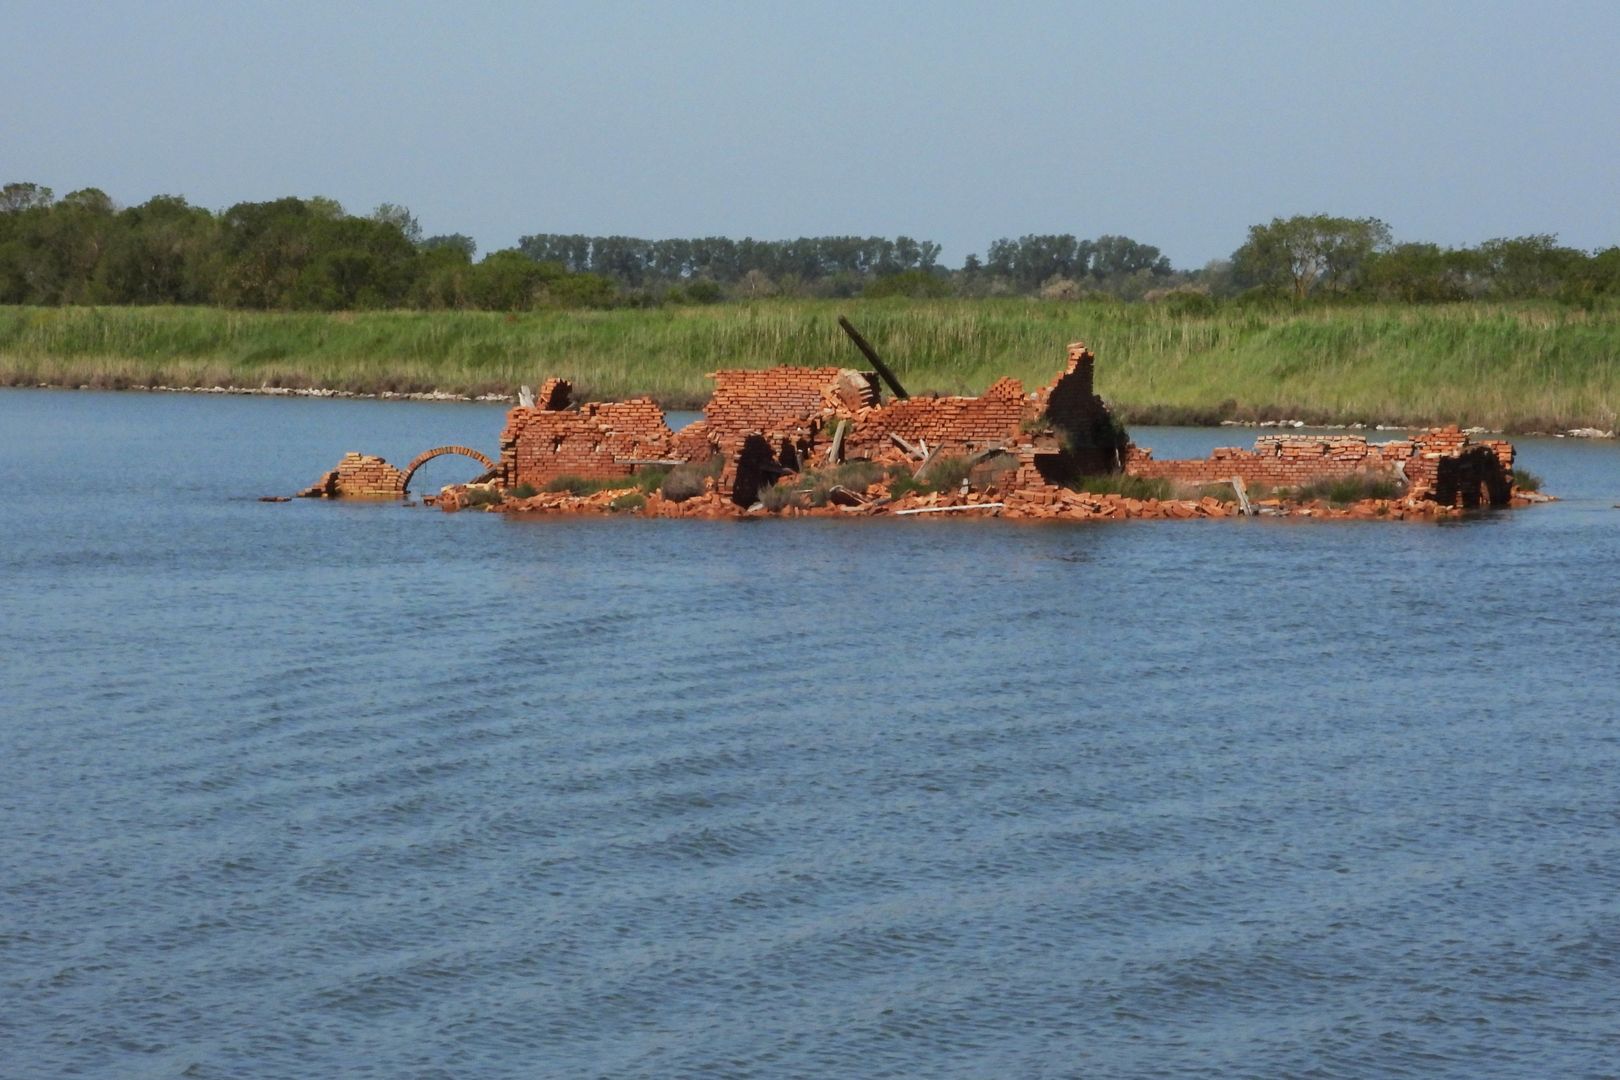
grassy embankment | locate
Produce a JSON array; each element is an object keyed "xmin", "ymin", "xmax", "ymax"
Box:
[{"xmin": 1, "ymin": 301, "xmax": 1615, "ymax": 431}]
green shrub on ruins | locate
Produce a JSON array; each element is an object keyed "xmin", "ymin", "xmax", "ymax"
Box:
[
  {"xmin": 920, "ymin": 454, "xmax": 973, "ymax": 492},
  {"xmin": 1512, "ymin": 467, "xmax": 1543, "ymax": 492},
  {"xmin": 888, "ymin": 455, "xmax": 974, "ymax": 499},
  {"xmin": 758, "ymin": 481, "xmax": 807, "ymax": 511},
  {"xmin": 633, "ymin": 465, "xmax": 672, "ymax": 493},
  {"xmin": 659, "ymin": 456, "xmax": 722, "ymax": 503},
  {"xmin": 753, "ymin": 460, "xmax": 891, "ymax": 511},
  {"xmin": 509, "ymin": 482, "xmax": 538, "ymax": 499},
  {"xmin": 463, "ymin": 486, "xmax": 503, "ymax": 507},
  {"xmin": 609, "ymin": 492, "xmax": 646, "ymax": 513}
]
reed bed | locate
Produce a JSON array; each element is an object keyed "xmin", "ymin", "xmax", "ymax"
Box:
[{"xmin": 1, "ymin": 301, "xmax": 1615, "ymax": 430}]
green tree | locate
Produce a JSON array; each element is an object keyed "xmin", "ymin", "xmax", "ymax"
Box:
[
  {"xmin": 420, "ymin": 233, "xmax": 476, "ymax": 259},
  {"xmin": 0, "ymin": 182, "xmax": 54, "ymax": 213},
  {"xmin": 369, "ymin": 203, "xmax": 423, "ymax": 246},
  {"xmin": 1474, "ymin": 234, "xmax": 1584, "ymax": 298},
  {"xmin": 1232, "ymin": 214, "xmax": 1392, "ymax": 299},
  {"xmin": 1363, "ymin": 242, "xmax": 1474, "ymax": 302},
  {"xmin": 95, "ymin": 195, "xmax": 218, "ymax": 303},
  {"xmin": 863, "ymin": 268, "xmax": 952, "ymax": 298}
]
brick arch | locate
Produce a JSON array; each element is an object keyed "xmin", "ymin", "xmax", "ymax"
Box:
[{"xmin": 400, "ymin": 445, "xmax": 496, "ymax": 491}]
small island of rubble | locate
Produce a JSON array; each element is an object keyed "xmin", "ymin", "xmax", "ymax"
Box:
[{"xmin": 295, "ymin": 336, "xmax": 1544, "ymax": 522}]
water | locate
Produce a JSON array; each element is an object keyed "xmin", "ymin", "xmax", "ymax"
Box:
[{"xmin": 3, "ymin": 389, "xmax": 1618, "ymax": 1079}]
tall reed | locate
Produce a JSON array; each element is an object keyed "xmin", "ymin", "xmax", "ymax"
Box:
[{"xmin": 1, "ymin": 301, "xmax": 1614, "ymax": 429}]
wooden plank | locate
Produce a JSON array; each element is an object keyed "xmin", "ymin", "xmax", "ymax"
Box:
[
  {"xmin": 826, "ymin": 419, "xmax": 847, "ymax": 464},
  {"xmin": 892, "ymin": 502, "xmax": 1005, "ymax": 515},
  {"xmin": 890, "ymin": 433, "xmax": 922, "ymax": 458},
  {"xmin": 1230, "ymin": 475, "xmax": 1253, "ymax": 516}
]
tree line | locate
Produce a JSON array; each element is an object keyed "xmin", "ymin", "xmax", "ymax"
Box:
[{"xmin": 3, "ymin": 182, "xmax": 1617, "ymax": 310}]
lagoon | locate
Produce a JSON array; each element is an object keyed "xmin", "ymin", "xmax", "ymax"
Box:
[{"xmin": 3, "ymin": 389, "xmax": 1619, "ymax": 1078}]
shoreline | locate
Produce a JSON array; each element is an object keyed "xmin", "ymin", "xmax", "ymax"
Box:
[{"xmin": 7, "ymin": 379, "xmax": 1615, "ymax": 439}]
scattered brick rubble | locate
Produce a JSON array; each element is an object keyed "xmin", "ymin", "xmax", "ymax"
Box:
[{"xmin": 297, "ymin": 340, "xmax": 1541, "ymax": 522}]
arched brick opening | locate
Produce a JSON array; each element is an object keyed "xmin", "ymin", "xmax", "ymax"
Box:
[{"xmin": 400, "ymin": 446, "xmax": 496, "ymax": 492}]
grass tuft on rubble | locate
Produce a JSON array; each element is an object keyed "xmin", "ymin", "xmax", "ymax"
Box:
[
  {"xmin": 888, "ymin": 455, "xmax": 973, "ymax": 498},
  {"xmin": 1512, "ymin": 467, "xmax": 1543, "ymax": 492},
  {"xmin": 1068, "ymin": 474, "xmax": 1173, "ymax": 500},
  {"xmin": 757, "ymin": 459, "xmax": 893, "ymax": 511},
  {"xmin": 609, "ymin": 492, "xmax": 646, "ymax": 513},
  {"xmin": 659, "ymin": 456, "xmax": 723, "ymax": 503},
  {"xmin": 1289, "ymin": 472, "xmax": 1400, "ymax": 506},
  {"xmin": 508, "ymin": 482, "xmax": 538, "ymax": 499},
  {"xmin": 542, "ymin": 474, "xmax": 637, "ymax": 496}
]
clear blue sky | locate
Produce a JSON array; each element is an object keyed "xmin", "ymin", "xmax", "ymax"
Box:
[{"xmin": 5, "ymin": 0, "xmax": 1617, "ymax": 268}]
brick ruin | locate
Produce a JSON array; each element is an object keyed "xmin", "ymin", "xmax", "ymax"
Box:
[
  {"xmin": 497, "ymin": 377, "xmax": 674, "ymax": 487},
  {"xmin": 1125, "ymin": 428, "xmax": 1516, "ymax": 508},
  {"xmin": 297, "ymin": 445, "xmax": 496, "ymax": 499},
  {"xmin": 297, "ymin": 338, "xmax": 1530, "ymax": 519}
]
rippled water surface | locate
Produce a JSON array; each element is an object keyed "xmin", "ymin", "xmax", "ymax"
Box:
[{"xmin": 3, "ymin": 390, "xmax": 1619, "ymax": 1078}]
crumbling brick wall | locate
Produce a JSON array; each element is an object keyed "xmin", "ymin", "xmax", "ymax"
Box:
[
  {"xmin": 1025, "ymin": 344, "xmax": 1130, "ymax": 479},
  {"xmin": 1125, "ymin": 435, "xmax": 1410, "ymax": 487},
  {"xmin": 1124, "ymin": 426, "xmax": 1514, "ymax": 505},
  {"xmin": 841, "ymin": 377, "xmax": 1027, "ymax": 459},
  {"xmin": 1405, "ymin": 429, "xmax": 1515, "ymax": 506},
  {"xmin": 703, "ymin": 367, "xmax": 849, "ymax": 446},
  {"xmin": 499, "ymin": 398, "xmax": 674, "ymax": 487}
]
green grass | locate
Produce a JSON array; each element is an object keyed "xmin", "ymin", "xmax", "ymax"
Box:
[
  {"xmin": 1067, "ymin": 474, "xmax": 1174, "ymax": 500},
  {"xmin": 2, "ymin": 300, "xmax": 1617, "ymax": 429},
  {"xmin": 1290, "ymin": 472, "xmax": 1400, "ymax": 506},
  {"xmin": 1512, "ymin": 467, "xmax": 1543, "ymax": 492},
  {"xmin": 535, "ymin": 469, "xmax": 672, "ymax": 497},
  {"xmin": 541, "ymin": 474, "xmax": 638, "ymax": 496},
  {"xmin": 758, "ymin": 460, "xmax": 893, "ymax": 509}
]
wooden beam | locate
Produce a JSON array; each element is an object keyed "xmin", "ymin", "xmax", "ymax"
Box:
[{"xmin": 889, "ymin": 433, "xmax": 923, "ymax": 458}]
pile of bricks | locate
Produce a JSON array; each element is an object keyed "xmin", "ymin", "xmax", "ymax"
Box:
[{"xmin": 296, "ymin": 452, "xmax": 406, "ymax": 499}]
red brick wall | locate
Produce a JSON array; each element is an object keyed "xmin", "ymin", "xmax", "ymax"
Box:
[
  {"xmin": 500, "ymin": 399, "xmax": 674, "ymax": 487},
  {"xmin": 703, "ymin": 367, "xmax": 848, "ymax": 446}
]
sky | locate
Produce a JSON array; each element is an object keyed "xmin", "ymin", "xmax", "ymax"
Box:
[{"xmin": 5, "ymin": 0, "xmax": 1618, "ymax": 269}]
